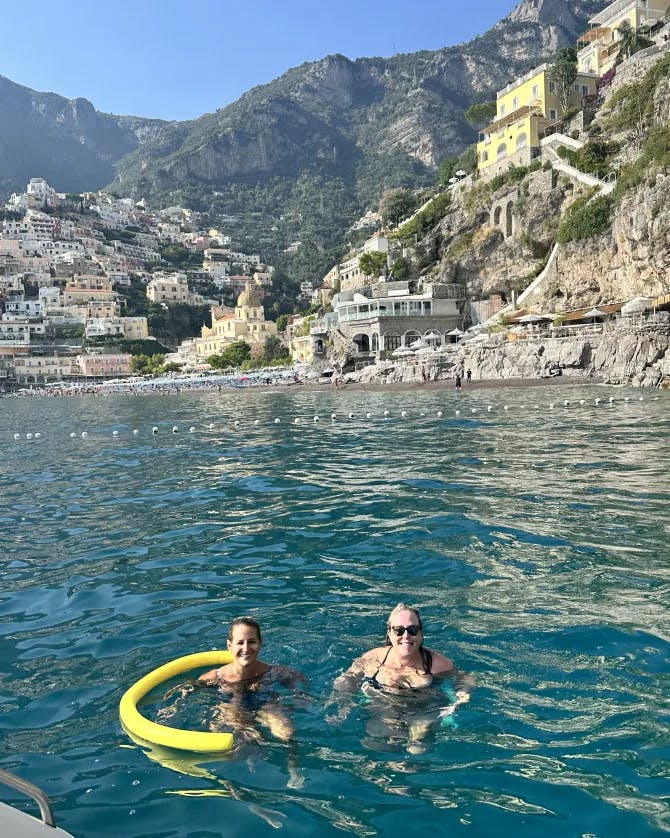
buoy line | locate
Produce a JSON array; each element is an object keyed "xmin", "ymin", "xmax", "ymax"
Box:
[{"xmin": 8, "ymin": 395, "xmax": 663, "ymax": 442}]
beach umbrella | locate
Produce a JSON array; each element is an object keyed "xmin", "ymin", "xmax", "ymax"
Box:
[
  {"xmin": 424, "ymin": 331, "xmax": 442, "ymax": 343},
  {"xmin": 392, "ymin": 347, "xmax": 414, "ymax": 357},
  {"xmin": 518, "ymin": 313, "xmax": 544, "ymax": 323},
  {"xmin": 447, "ymin": 328, "xmax": 465, "ymax": 336},
  {"xmin": 583, "ymin": 306, "xmax": 606, "ymax": 323},
  {"xmin": 409, "ymin": 338, "xmax": 428, "ymax": 350}
]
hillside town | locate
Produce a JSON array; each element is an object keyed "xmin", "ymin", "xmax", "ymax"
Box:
[
  {"xmin": 0, "ymin": 178, "xmax": 278, "ymax": 388},
  {"xmin": 2, "ymin": 0, "xmax": 670, "ymax": 392}
]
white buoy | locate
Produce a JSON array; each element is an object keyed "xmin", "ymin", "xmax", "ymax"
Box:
[
  {"xmin": 625, "ymin": 397, "xmax": 630, "ymax": 402},
  {"xmin": 366, "ymin": 412, "xmax": 372, "ymax": 419},
  {"xmin": 152, "ymin": 426, "xmax": 158, "ymax": 434},
  {"xmin": 503, "ymin": 405, "xmax": 509, "ymax": 411},
  {"xmin": 14, "ymin": 433, "xmax": 20, "ymax": 440},
  {"xmin": 455, "ymin": 409, "xmax": 460, "ymax": 416},
  {"xmin": 487, "ymin": 405, "xmax": 493, "ymax": 412},
  {"xmin": 383, "ymin": 410, "xmax": 389, "ymax": 417},
  {"xmin": 133, "ymin": 429, "xmax": 139, "ymax": 436},
  {"xmin": 274, "ymin": 418, "xmax": 281, "ymax": 424},
  {"xmin": 653, "ymin": 396, "xmax": 659, "ymax": 400},
  {"xmin": 564, "ymin": 400, "xmax": 570, "ymax": 406},
  {"xmin": 437, "ymin": 411, "xmax": 443, "ymax": 418},
  {"xmin": 254, "ymin": 419, "xmax": 260, "ymax": 425},
  {"xmin": 331, "ymin": 413, "xmax": 336, "ymax": 420},
  {"xmin": 294, "ymin": 418, "xmax": 300, "ymax": 425},
  {"xmin": 26, "ymin": 433, "xmax": 33, "ymax": 440},
  {"xmin": 172, "ymin": 426, "xmax": 179, "ymax": 434},
  {"xmin": 471, "ymin": 408, "xmax": 477, "ymax": 414},
  {"xmin": 348, "ymin": 412, "xmax": 354, "ymax": 419},
  {"xmin": 549, "ymin": 403, "xmax": 554, "ymax": 409},
  {"xmin": 420, "ymin": 412, "xmax": 425, "ymax": 417},
  {"xmin": 234, "ymin": 420, "xmax": 240, "ymax": 427},
  {"xmin": 208, "ymin": 423, "xmax": 215, "ymax": 429},
  {"xmin": 595, "ymin": 398, "xmax": 601, "ymax": 404},
  {"xmin": 81, "ymin": 432, "xmax": 88, "ymax": 439},
  {"xmin": 639, "ymin": 396, "xmax": 644, "ymax": 401},
  {"xmin": 34, "ymin": 432, "xmax": 41, "ymax": 439},
  {"xmin": 112, "ymin": 430, "xmax": 119, "ymax": 437},
  {"xmin": 314, "ymin": 415, "xmax": 320, "ymax": 422},
  {"xmin": 609, "ymin": 397, "xmax": 614, "ymax": 403},
  {"xmin": 189, "ymin": 427, "xmax": 196, "ymax": 433},
  {"xmin": 401, "ymin": 411, "xmax": 407, "ymax": 418},
  {"xmin": 579, "ymin": 399, "xmax": 585, "ymax": 405},
  {"xmin": 70, "ymin": 432, "xmax": 77, "ymax": 438}
]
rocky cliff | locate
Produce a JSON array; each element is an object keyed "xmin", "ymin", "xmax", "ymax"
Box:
[
  {"xmin": 425, "ymin": 45, "xmax": 670, "ymax": 313},
  {"xmin": 346, "ymin": 326, "xmax": 670, "ymax": 388},
  {"xmin": 0, "ymin": 75, "xmax": 166, "ymax": 196}
]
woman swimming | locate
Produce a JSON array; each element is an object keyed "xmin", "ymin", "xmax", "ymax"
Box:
[{"xmin": 327, "ymin": 603, "xmax": 473, "ymax": 752}]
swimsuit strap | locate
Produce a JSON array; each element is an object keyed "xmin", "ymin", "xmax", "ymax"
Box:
[{"xmin": 370, "ymin": 646, "xmax": 392, "ymax": 681}]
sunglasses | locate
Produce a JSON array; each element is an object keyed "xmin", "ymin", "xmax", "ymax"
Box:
[{"xmin": 389, "ymin": 625, "xmax": 421, "ymax": 637}]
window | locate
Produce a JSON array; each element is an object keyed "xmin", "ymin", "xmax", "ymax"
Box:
[
  {"xmin": 549, "ymin": 81, "xmax": 556, "ymax": 94},
  {"xmin": 512, "ymin": 97, "xmax": 518, "ymax": 109},
  {"xmin": 500, "ymin": 103, "xmax": 506, "ymax": 116},
  {"xmin": 549, "ymin": 109, "xmax": 557, "ymax": 120},
  {"xmin": 516, "ymin": 133, "xmax": 528, "ymax": 150},
  {"xmin": 497, "ymin": 143, "xmax": 507, "ymax": 160},
  {"xmin": 385, "ymin": 333, "xmax": 401, "ymax": 351},
  {"xmin": 531, "ymin": 84, "xmax": 539, "ymax": 100},
  {"xmin": 582, "ymin": 85, "xmax": 589, "ymax": 95}
]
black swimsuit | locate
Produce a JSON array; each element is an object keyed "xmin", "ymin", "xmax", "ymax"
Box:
[{"xmin": 366, "ymin": 647, "xmax": 433, "ymax": 690}]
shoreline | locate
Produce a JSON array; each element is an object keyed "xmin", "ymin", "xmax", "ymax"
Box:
[{"xmin": 2, "ymin": 374, "xmax": 602, "ymax": 399}]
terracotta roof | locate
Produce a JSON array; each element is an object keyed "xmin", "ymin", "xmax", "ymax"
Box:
[{"xmin": 561, "ymin": 302, "xmax": 623, "ymax": 322}]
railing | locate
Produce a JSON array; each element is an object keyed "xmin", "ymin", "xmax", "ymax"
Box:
[{"xmin": 0, "ymin": 768, "xmax": 56, "ymax": 827}]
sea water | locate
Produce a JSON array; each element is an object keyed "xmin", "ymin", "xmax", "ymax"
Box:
[{"xmin": 0, "ymin": 383, "xmax": 668, "ymax": 837}]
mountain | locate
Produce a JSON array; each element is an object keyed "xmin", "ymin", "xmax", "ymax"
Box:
[
  {"xmin": 0, "ymin": 0, "xmax": 606, "ymax": 280},
  {"xmin": 0, "ymin": 74, "xmax": 166, "ymax": 196}
]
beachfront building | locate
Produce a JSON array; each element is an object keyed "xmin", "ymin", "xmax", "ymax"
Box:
[
  {"xmin": 14, "ymin": 355, "xmax": 74, "ymax": 385},
  {"xmin": 477, "ymin": 64, "xmax": 598, "ymax": 180},
  {"xmin": 74, "ymin": 354, "xmax": 133, "ymax": 379},
  {"xmin": 577, "ymin": 0, "xmax": 669, "ymax": 74},
  {"xmin": 195, "ymin": 289, "xmax": 277, "ymax": 360},
  {"xmin": 333, "ymin": 280, "xmax": 466, "ymax": 360}
]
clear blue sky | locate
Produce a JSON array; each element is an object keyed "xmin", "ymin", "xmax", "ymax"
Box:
[{"xmin": 2, "ymin": 0, "xmax": 517, "ymax": 121}]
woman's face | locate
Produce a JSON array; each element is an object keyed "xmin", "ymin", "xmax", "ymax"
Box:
[
  {"xmin": 387, "ymin": 609, "xmax": 422, "ymax": 659},
  {"xmin": 227, "ymin": 624, "xmax": 261, "ymax": 669}
]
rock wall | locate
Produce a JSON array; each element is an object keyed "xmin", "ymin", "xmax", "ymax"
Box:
[{"xmin": 346, "ymin": 327, "xmax": 670, "ymax": 388}]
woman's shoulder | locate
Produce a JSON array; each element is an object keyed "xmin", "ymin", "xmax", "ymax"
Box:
[
  {"xmin": 426, "ymin": 649, "xmax": 455, "ymax": 675},
  {"xmin": 360, "ymin": 646, "xmax": 389, "ymax": 663}
]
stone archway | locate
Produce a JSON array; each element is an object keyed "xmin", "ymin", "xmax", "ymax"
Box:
[{"xmin": 352, "ymin": 333, "xmax": 370, "ymax": 353}]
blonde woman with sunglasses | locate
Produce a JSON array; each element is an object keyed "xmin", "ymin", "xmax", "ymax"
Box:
[{"xmin": 327, "ymin": 603, "xmax": 473, "ymax": 752}]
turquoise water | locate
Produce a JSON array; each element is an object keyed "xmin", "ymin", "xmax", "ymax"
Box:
[{"xmin": 1, "ymin": 384, "xmax": 669, "ymax": 837}]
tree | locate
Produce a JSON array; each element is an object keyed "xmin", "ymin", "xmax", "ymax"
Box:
[
  {"xmin": 131, "ymin": 354, "xmax": 166, "ymax": 375},
  {"xmin": 379, "ymin": 188, "xmax": 416, "ymax": 227},
  {"xmin": 275, "ymin": 313, "xmax": 289, "ymax": 334},
  {"xmin": 391, "ymin": 257, "xmax": 411, "ymax": 280},
  {"xmin": 464, "ymin": 100, "xmax": 497, "ymax": 129},
  {"xmin": 549, "ymin": 47, "xmax": 578, "ymax": 113},
  {"xmin": 207, "ymin": 341, "xmax": 251, "ymax": 369},
  {"xmin": 358, "ymin": 250, "xmax": 388, "ymax": 277}
]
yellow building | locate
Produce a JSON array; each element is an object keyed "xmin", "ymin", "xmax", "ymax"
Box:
[
  {"xmin": 477, "ymin": 63, "xmax": 598, "ymax": 180},
  {"xmin": 577, "ymin": 0, "xmax": 668, "ymax": 75},
  {"xmin": 196, "ymin": 289, "xmax": 277, "ymax": 360}
]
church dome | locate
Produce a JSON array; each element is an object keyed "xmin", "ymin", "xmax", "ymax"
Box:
[{"xmin": 237, "ymin": 289, "xmax": 262, "ymax": 307}]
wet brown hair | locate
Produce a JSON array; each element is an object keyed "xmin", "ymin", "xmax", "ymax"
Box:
[{"xmin": 228, "ymin": 616, "xmax": 262, "ymax": 643}]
